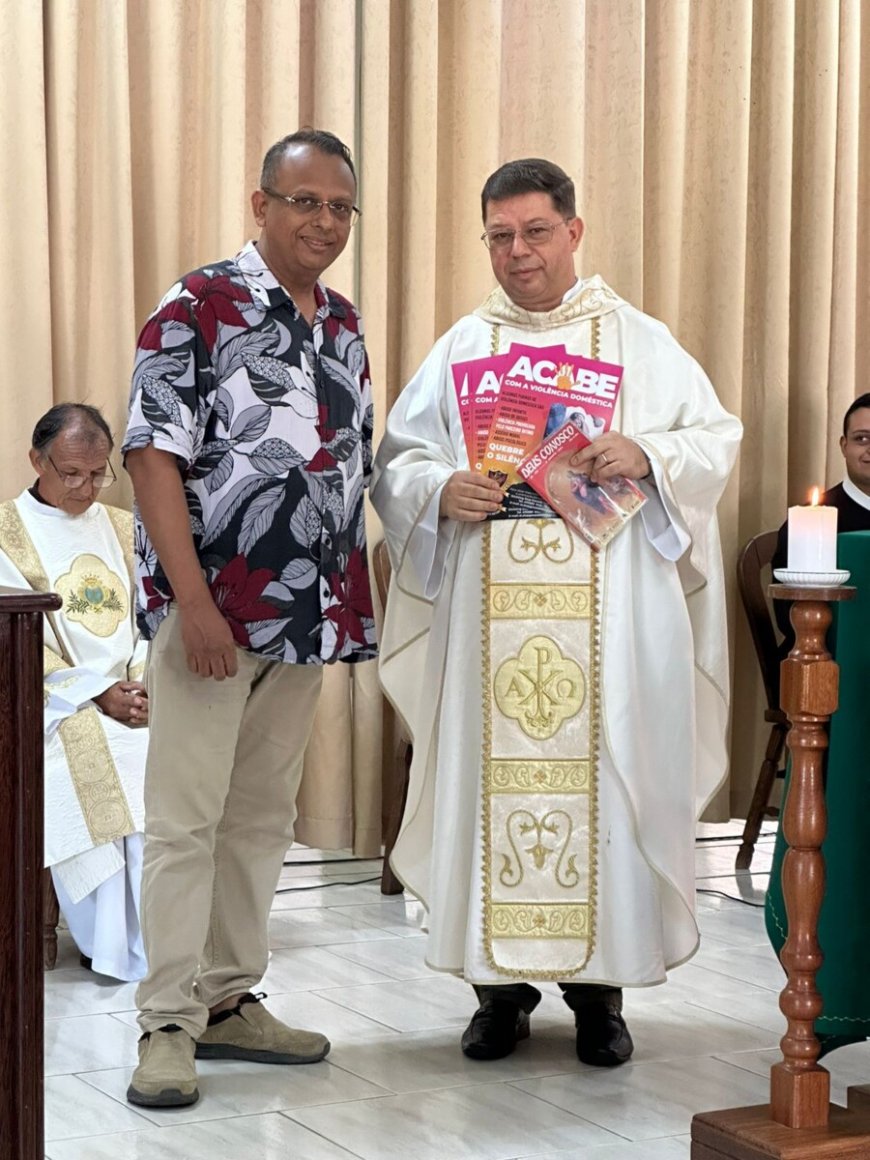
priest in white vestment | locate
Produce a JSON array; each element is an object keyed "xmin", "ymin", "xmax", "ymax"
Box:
[
  {"xmin": 371, "ymin": 159, "xmax": 742, "ymax": 1064},
  {"xmin": 0, "ymin": 404, "xmax": 147, "ymax": 981}
]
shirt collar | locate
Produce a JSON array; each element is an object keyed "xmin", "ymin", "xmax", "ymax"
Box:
[
  {"xmin": 29, "ymin": 481, "xmax": 54, "ymax": 507},
  {"xmin": 842, "ymin": 476, "xmax": 870, "ymax": 511},
  {"xmin": 561, "ymin": 278, "xmax": 582, "ymax": 303},
  {"xmin": 233, "ymin": 241, "xmax": 346, "ymax": 320}
]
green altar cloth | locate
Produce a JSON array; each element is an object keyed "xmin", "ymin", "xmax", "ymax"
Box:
[{"xmin": 766, "ymin": 530, "xmax": 870, "ymax": 1056}]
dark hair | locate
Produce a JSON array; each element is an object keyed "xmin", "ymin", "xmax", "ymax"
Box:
[
  {"xmin": 481, "ymin": 158, "xmax": 576, "ymax": 221},
  {"xmin": 260, "ymin": 128, "xmax": 356, "ymax": 189},
  {"xmin": 843, "ymin": 393, "xmax": 870, "ymax": 437},
  {"xmin": 31, "ymin": 403, "xmax": 114, "ymax": 454}
]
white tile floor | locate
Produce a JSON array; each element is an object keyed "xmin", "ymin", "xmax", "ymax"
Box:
[{"xmin": 41, "ymin": 823, "xmax": 870, "ymax": 1159}]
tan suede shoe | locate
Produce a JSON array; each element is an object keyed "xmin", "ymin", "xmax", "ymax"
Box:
[
  {"xmin": 127, "ymin": 1026, "xmax": 199, "ymax": 1107},
  {"xmin": 196, "ymin": 993, "xmax": 330, "ymax": 1064}
]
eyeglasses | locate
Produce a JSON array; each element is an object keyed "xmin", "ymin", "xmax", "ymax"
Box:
[
  {"xmin": 845, "ymin": 432, "xmax": 870, "ymax": 446},
  {"xmin": 47, "ymin": 454, "xmax": 117, "ymax": 490},
  {"xmin": 261, "ymin": 188, "xmax": 361, "ymax": 224},
  {"xmin": 481, "ymin": 220, "xmax": 569, "ymax": 252}
]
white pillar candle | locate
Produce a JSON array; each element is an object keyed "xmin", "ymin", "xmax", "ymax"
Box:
[{"xmin": 787, "ymin": 490, "xmax": 838, "ymax": 571}]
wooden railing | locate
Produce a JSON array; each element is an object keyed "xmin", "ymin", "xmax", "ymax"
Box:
[{"xmin": 0, "ymin": 588, "xmax": 62, "ymax": 1160}]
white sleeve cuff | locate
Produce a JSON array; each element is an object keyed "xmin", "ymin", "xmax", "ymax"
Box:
[
  {"xmin": 636, "ymin": 459, "xmax": 691, "ymax": 562},
  {"xmin": 404, "ymin": 483, "xmax": 458, "ymax": 600}
]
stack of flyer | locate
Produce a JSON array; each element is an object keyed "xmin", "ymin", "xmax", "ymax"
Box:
[{"xmin": 451, "ymin": 343, "xmax": 646, "ymax": 549}]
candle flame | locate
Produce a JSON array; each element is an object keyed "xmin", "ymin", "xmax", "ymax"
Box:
[{"xmin": 809, "ymin": 486, "xmax": 820, "ymax": 506}]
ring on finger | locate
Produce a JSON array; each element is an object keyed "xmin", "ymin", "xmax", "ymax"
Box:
[{"xmin": 600, "ymin": 452, "xmax": 609, "ymax": 466}]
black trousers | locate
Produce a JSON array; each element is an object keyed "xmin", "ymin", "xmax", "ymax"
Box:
[{"xmin": 471, "ymin": 981, "xmax": 622, "ymax": 1013}]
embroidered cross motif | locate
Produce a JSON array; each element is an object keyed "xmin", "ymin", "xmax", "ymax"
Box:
[
  {"xmin": 498, "ymin": 809, "xmax": 581, "ymax": 888},
  {"xmin": 494, "ymin": 635, "xmax": 585, "ymax": 739},
  {"xmin": 507, "ymin": 518, "xmax": 574, "ymax": 564}
]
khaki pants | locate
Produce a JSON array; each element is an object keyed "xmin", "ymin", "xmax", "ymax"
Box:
[{"xmin": 136, "ymin": 609, "xmax": 323, "ymax": 1037}]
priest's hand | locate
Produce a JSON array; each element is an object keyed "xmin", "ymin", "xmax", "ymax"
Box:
[
  {"xmin": 94, "ymin": 681, "xmax": 149, "ymax": 726},
  {"xmin": 440, "ymin": 471, "xmax": 505, "ymax": 521},
  {"xmin": 570, "ymin": 433, "xmax": 652, "ymax": 484},
  {"xmin": 178, "ymin": 595, "xmax": 239, "ymax": 680}
]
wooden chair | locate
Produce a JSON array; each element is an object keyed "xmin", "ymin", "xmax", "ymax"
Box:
[
  {"xmin": 735, "ymin": 529, "xmax": 790, "ymax": 870},
  {"xmin": 372, "ymin": 540, "xmax": 412, "ymax": 894},
  {"xmin": 43, "ymin": 870, "xmax": 59, "ymax": 969}
]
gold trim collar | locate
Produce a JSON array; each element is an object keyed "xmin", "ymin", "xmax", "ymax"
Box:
[{"xmin": 474, "ymin": 276, "xmax": 624, "ymax": 330}]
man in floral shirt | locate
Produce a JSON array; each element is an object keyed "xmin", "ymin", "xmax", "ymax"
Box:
[{"xmin": 122, "ymin": 129, "xmax": 376, "ymax": 1108}]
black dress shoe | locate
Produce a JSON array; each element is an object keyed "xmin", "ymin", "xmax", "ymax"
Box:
[
  {"xmin": 79, "ymin": 953, "xmax": 93, "ymax": 971},
  {"xmin": 574, "ymin": 1001, "xmax": 634, "ymax": 1067},
  {"xmin": 461, "ymin": 984, "xmax": 541, "ymax": 1061}
]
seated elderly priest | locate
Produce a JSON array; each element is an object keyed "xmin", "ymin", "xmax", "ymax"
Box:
[{"xmin": 0, "ymin": 404, "xmax": 146, "ymax": 981}]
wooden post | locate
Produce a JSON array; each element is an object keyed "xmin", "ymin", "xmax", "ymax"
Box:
[
  {"xmin": 0, "ymin": 588, "xmax": 62, "ymax": 1160},
  {"xmin": 692, "ymin": 584, "xmax": 870, "ymax": 1159},
  {"xmin": 770, "ymin": 594, "xmax": 839, "ymax": 1129}
]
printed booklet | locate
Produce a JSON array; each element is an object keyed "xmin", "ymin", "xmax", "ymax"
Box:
[
  {"xmin": 451, "ymin": 352, "xmax": 553, "ymax": 517},
  {"xmin": 451, "ymin": 354, "xmax": 511, "ymax": 473},
  {"xmin": 449, "ymin": 343, "xmax": 627, "ymax": 522},
  {"xmin": 482, "ymin": 343, "xmax": 624, "ymax": 489},
  {"xmin": 517, "ymin": 421, "xmax": 646, "ymax": 550}
]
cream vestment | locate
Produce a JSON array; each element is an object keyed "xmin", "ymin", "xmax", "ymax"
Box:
[{"xmin": 371, "ymin": 279, "xmax": 742, "ymax": 985}]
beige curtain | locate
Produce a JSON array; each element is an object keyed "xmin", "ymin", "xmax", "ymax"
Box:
[
  {"xmin": 357, "ymin": 0, "xmax": 870, "ymax": 819},
  {"xmin": 3, "ymin": 0, "xmax": 870, "ymax": 824}
]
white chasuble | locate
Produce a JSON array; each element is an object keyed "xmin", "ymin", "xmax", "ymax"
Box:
[
  {"xmin": 483, "ymin": 519, "xmax": 598, "ymax": 978},
  {"xmin": 372, "ymin": 278, "xmax": 742, "ymax": 986},
  {"xmin": 0, "ymin": 490, "xmax": 146, "ymax": 902}
]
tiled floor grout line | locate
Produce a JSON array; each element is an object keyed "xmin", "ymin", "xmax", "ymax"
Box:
[
  {"xmin": 44, "ymin": 832, "xmax": 790, "ymax": 1159},
  {"xmin": 276, "ymin": 1109, "xmax": 370, "ymax": 1159}
]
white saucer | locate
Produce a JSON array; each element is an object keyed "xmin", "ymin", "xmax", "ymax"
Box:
[{"xmin": 773, "ymin": 568, "xmax": 851, "ymax": 587}]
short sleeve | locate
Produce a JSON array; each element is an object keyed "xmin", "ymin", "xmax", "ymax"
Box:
[{"xmin": 122, "ymin": 284, "xmax": 205, "ymax": 470}]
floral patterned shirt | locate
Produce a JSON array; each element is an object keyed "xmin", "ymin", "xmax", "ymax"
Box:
[{"xmin": 122, "ymin": 241, "xmax": 377, "ymax": 665}]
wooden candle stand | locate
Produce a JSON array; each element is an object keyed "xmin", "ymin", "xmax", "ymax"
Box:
[{"xmin": 692, "ymin": 583, "xmax": 870, "ymax": 1159}]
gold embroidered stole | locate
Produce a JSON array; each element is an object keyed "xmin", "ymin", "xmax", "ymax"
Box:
[
  {"xmin": 104, "ymin": 505, "xmax": 135, "ymax": 594},
  {"xmin": 0, "ymin": 500, "xmax": 135, "ymax": 845},
  {"xmin": 0, "ymin": 499, "xmax": 71, "ymax": 670},
  {"xmin": 102, "ymin": 505, "xmax": 144, "ymax": 680},
  {"xmin": 482, "ymin": 518, "xmax": 599, "ymax": 978}
]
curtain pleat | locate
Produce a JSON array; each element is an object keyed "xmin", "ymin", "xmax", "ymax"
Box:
[{"xmin": 4, "ymin": 0, "xmax": 870, "ymax": 825}]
